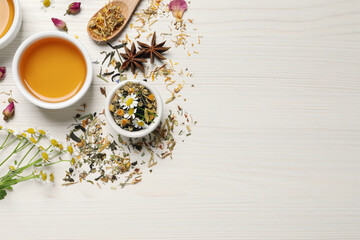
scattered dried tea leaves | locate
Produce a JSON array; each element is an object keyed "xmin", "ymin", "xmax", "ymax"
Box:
[{"xmin": 64, "ymin": 106, "xmax": 195, "ymax": 188}]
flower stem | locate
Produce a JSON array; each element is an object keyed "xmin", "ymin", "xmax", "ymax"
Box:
[
  {"xmin": 0, "ymin": 133, "xmax": 10, "ymax": 149},
  {"xmin": 0, "ymin": 174, "xmax": 37, "ymax": 190},
  {"xmin": 28, "ymin": 149, "xmax": 41, "ymax": 164},
  {"xmin": 17, "ymin": 144, "xmax": 35, "ymax": 167},
  {"xmin": 0, "ymin": 139, "xmax": 24, "ymax": 167},
  {"xmin": 1, "ymin": 137, "xmax": 18, "ymax": 150},
  {"xmin": 43, "ymin": 159, "xmax": 70, "ymax": 167}
]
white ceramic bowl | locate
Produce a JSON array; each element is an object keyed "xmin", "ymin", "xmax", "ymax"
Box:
[
  {"xmin": 12, "ymin": 31, "xmax": 93, "ymax": 109},
  {"xmin": 0, "ymin": 0, "xmax": 22, "ymax": 49},
  {"xmin": 105, "ymin": 80, "xmax": 163, "ymax": 138}
]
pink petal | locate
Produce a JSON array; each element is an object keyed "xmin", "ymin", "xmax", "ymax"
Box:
[
  {"xmin": 51, "ymin": 18, "xmax": 68, "ymax": 32},
  {"xmin": 0, "ymin": 67, "xmax": 5, "ymax": 80},
  {"xmin": 169, "ymin": 0, "xmax": 188, "ymax": 19},
  {"xmin": 2, "ymin": 101, "xmax": 14, "ymax": 121},
  {"xmin": 65, "ymin": 2, "xmax": 81, "ymax": 15}
]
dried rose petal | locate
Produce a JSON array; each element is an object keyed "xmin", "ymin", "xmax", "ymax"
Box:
[
  {"xmin": 64, "ymin": 2, "xmax": 81, "ymax": 16},
  {"xmin": 2, "ymin": 101, "xmax": 14, "ymax": 121},
  {"xmin": 0, "ymin": 67, "xmax": 5, "ymax": 80},
  {"xmin": 51, "ymin": 18, "xmax": 68, "ymax": 32},
  {"xmin": 169, "ymin": 0, "xmax": 188, "ymax": 19}
]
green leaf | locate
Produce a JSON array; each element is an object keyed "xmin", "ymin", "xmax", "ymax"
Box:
[{"xmin": 0, "ymin": 190, "xmax": 7, "ymax": 200}]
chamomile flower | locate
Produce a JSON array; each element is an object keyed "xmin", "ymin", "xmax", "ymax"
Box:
[
  {"xmin": 51, "ymin": 139, "xmax": 59, "ymax": 147},
  {"xmin": 41, "ymin": 152, "xmax": 49, "ymax": 162},
  {"xmin": 133, "ymin": 118, "xmax": 145, "ymax": 128},
  {"xmin": 38, "ymin": 129, "xmax": 47, "ymax": 135},
  {"xmin": 37, "ymin": 171, "xmax": 53, "ymax": 183},
  {"xmin": 67, "ymin": 145, "xmax": 74, "ymax": 155},
  {"xmin": 121, "ymin": 93, "xmax": 138, "ymax": 109},
  {"xmin": 124, "ymin": 108, "xmax": 137, "ymax": 119},
  {"xmin": 27, "ymin": 128, "xmax": 35, "ymax": 134},
  {"xmin": 41, "ymin": 0, "xmax": 55, "ymax": 10},
  {"xmin": 30, "ymin": 137, "xmax": 37, "ymax": 144}
]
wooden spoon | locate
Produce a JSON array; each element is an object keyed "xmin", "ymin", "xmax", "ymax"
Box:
[{"xmin": 87, "ymin": 0, "xmax": 141, "ymax": 42}]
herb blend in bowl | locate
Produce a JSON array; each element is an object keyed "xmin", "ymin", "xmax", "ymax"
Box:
[{"xmin": 105, "ymin": 80, "xmax": 163, "ymax": 138}]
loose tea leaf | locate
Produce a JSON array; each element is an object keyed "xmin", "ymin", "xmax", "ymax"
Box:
[
  {"xmin": 100, "ymin": 87, "xmax": 107, "ymax": 97},
  {"xmin": 70, "ymin": 132, "xmax": 81, "ymax": 143}
]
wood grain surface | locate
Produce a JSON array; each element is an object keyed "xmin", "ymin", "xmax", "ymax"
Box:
[{"xmin": 1, "ymin": 0, "xmax": 360, "ymax": 239}]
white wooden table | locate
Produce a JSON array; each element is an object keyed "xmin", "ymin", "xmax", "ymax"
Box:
[{"xmin": 1, "ymin": 0, "xmax": 360, "ymax": 239}]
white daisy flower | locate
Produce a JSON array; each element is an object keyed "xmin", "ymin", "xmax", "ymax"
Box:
[
  {"xmin": 35, "ymin": 170, "xmax": 54, "ymax": 183},
  {"xmin": 132, "ymin": 118, "xmax": 145, "ymax": 129},
  {"xmin": 121, "ymin": 93, "xmax": 138, "ymax": 109},
  {"xmin": 41, "ymin": 0, "xmax": 55, "ymax": 10},
  {"xmin": 124, "ymin": 108, "xmax": 137, "ymax": 119}
]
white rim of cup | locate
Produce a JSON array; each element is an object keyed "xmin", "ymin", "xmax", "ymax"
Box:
[
  {"xmin": 105, "ymin": 80, "xmax": 163, "ymax": 138},
  {"xmin": 12, "ymin": 31, "xmax": 93, "ymax": 109},
  {"xmin": 0, "ymin": 0, "xmax": 22, "ymax": 49}
]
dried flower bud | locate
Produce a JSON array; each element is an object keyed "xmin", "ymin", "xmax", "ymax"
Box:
[
  {"xmin": 169, "ymin": 0, "xmax": 188, "ymax": 19},
  {"xmin": 0, "ymin": 67, "xmax": 6, "ymax": 80},
  {"xmin": 51, "ymin": 18, "xmax": 68, "ymax": 32},
  {"xmin": 64, "ymin": 2, "xmax": 81, "ymax": 15},
  {"xmin": 2, "ymin": 101, "xmax": 14, "ymax": 121}
]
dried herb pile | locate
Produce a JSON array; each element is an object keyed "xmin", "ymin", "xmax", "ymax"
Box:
[
  {"xmin": 88, "ymin": 3, "xmax": 125, "ymax": 40},
  {"xmin": 64, "ymin": 107, "xmax": 195, "ymax": 188}
]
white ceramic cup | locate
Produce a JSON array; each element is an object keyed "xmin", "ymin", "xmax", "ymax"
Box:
[
  {"xmin": 0, "ymin": 0, "xmax": 22, "ymax": 49},
  {"xmin": 12, "ymin": 31, "xmax": 93, "ymax": 109},
  {"xmin": 105, "ymin": 80, "xmax": 163, "ymax": 138}
]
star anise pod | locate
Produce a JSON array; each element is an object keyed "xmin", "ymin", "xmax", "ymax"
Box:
[
  {"xmin": 137, "ymin": 32, "xmax": 171, "ymax": 64},
  {"xmin": 120, "ymin": 43, "xmax": 147, "ymax": 74}
]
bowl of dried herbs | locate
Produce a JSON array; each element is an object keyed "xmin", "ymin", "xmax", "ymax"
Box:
[{"xmin": 105, "ymin": 80, "xmax": 163, "ymax": 138}]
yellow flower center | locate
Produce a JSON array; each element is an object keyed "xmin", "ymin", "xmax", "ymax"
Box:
[
  {"xmin": 42, "ymin": 152, "xmax": 49, "ymax": 160},
  {"xmin": 59, "ymin": 144, "xmax": 64, "ymax": 150},
  {"xmin": 51, "ymin": 139, "xmax": 58, "ymax": 147},
  {"xmin": 43, "ymin": 0, "xmax": 51, "ymax": 7},
  {"xmin": 41, "ymin": 171, "xmax": 47, "ymax": 181},
  {"xmin": 138, "ymin": 121, "xmax": 144, "ymax": 126},
  {"xmin": 38, "ymin": 130, "xmax": 46, "ymax": 135},
  {"xmin": 128, "ymin": 108, "xmax": 135, "ymax": 115},
  {"xmin": 126, "ymin": 98, "xmax": 134, "ymax": 106},
  {"xmin": 30, "ymin": 137, "xmax": 37, "ymax": 144},
  {"xmin": 68, "ymin": 146, "xmax": 74, "ymax": 154},
  {"xmin": 27, "ymin": 128, "xmax": 35, "ymax": 134},
  {"xmin": 50, "ymin": 173, "xmax": 54, "ymax": 182}
]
